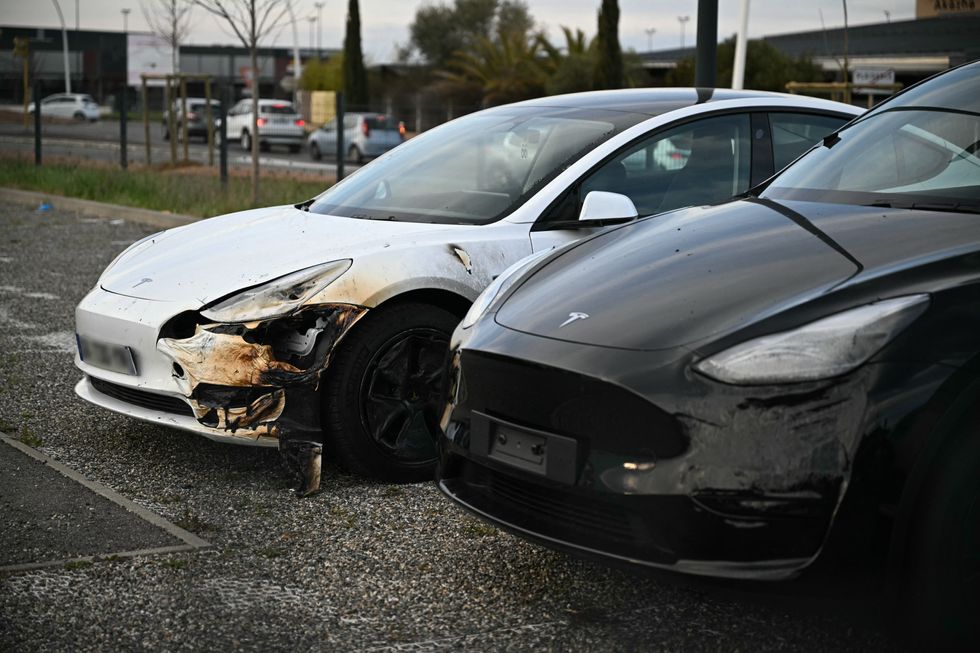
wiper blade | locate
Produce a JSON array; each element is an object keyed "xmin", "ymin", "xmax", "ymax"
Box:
[{"xmin": 863, "ymin": 200, "xmax": 980, "ymax": 214}]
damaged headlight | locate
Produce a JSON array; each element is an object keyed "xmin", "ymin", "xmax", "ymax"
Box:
[
  {"xmin": 694, "ymin": 294, "xmax": 929, "ymax": 385},
  {"xmin": 201, "ymin": 259, "xmax": 352, "ymax": 323},
  {"xmin": 461, "ymin": 248, "xmax": 554, "ymax": 329}
]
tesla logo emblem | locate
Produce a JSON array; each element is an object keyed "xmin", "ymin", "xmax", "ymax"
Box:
[
  {"xmin": 132, "ymin": 278, "xmax": 153, "ymax": 288},
  {"xmin": 558, "ymin": 312, "xmax": 589, "ymax": 328}
]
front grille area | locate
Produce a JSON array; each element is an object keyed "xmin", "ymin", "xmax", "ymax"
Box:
[
  {"xmin": 458, "ymin": 351, "xmax": 685, "ymax": 458},
  {"xmin": 466, "ymin": 461, "xmax": 635, "ymax": 541},
  {"xmin": 90, "ymin": 377, "xmax": 195, "ymax": 417}
]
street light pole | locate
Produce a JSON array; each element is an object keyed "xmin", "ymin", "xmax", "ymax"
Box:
[
  {"xmin": 315, "ymin": 2, "xmax": 324, "ymax": 60},
  {"xmin": 308, "ymin": 16, "xmax": 316, "ymax": 51},
  {"xmin": 75, "ymin": 0, "xmax": 79, "ymax": 30},
  {"xmin": 732, "ymin": 0, "xmax": 751, "ymax": 90},
  {"xmin": 678, "ymin": 15, "xmax": 690, "ymax": 50},
  {"xmin": 645, "ymin": 28, "xmax": 656, "ymax": 52},
  {"xmin": 51, "ymin": 0, "xmax": 71, "ymax": 94},
  {"xmin": 122, "ymin": 8, "xmax": 130, "ymax": 33}
]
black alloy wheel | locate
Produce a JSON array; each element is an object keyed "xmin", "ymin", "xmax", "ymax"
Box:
[
  {"xmin": 310, "ymin": 142, "xmax": 322, "ymax": 160},
  {"xmin": 323, "ymin": 302, "xmax": 458, "ymax": 482}
]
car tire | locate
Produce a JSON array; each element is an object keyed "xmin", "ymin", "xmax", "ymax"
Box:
[
  {"xmin": 322, "ymin": 302, "xmax": 458, "ymax": 482},
  {"xmin": 73, "ymin": 111, "xmax": 85, "ymax": 121},
  {"xmin": 163, "ymin": 127, "xmax": 170, "ymax": 141},
  {"xmin": 241, "ymin": 130, "xmax": 251, "ymax": 152},
  {"xmin": 310, "ymin": 142, "xmax": 321, "ymax": 161},
  {"xmin": 347, "ymin": 145, "xmax": 363, "ymax": 165},
  {"xmin": 903, "ymin": 425, "xmax": 980, "ymax": 648}
]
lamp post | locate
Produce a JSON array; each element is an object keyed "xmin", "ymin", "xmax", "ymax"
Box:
[
  {"xmin": 678, "ymin": 15, "xmax": 690, "ymax": 50},
  {"xmin": 645, "ymin": 28, "xmax": 656, "ymax": 51},
  {"xmin": 308, "ymin": 15, "xmax": 316, "ymax": 51},
  {"xmin": 314, "ymin": 2, "xmax": 324, "ymax": 60},
  {"xmin": 51, "ymin": 0, "xmax": 71, "ymax": 93},
  {"xmin": 122, "ymin": 8, "xmax": 130, "ymax": 33}
]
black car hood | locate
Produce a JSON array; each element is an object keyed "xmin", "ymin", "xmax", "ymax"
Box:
[{"xmin": 495, "ymin": 198, "xmax": 971, "ymax": 351}]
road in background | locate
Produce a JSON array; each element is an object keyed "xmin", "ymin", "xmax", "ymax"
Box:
[{"xmin": 0, "ymin": 114, "xmax": 356, "ymax": 176}]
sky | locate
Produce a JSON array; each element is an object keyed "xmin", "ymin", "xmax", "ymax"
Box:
[{"xmin": 0, "ymin": 0, "xmax": 915, "ymax": 63}]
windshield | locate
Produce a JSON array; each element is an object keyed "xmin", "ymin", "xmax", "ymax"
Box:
[
  {"xmin": 763, "ymin": 108, "xmax": 980, "ymax": 211},
  {"xmin": 309, "ymin": 106, "xmax": 645, "ymax": 224}
]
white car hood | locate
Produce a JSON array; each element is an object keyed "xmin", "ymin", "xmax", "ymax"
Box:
[{"xmin": 100, "ymin": 205, "xmax": 454, "ymax": 305}]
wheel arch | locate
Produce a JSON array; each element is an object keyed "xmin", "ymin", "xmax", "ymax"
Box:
[
  {"xmin": 371, "ymin": 287, "xmax": 471, "ymax": 319},
  {"xmin": 885, "ymin": 360, "xmax": 980, "ymax": 575}
]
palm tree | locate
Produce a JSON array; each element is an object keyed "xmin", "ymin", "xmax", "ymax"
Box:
[{"xmin": 441, "ymin": 31, "xmax": 546, "ymax": 106}]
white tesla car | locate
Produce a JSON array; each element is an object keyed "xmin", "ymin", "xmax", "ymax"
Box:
[{"xmin": 74, "ymin": 89, "xmax": 860, "ymax": 483}]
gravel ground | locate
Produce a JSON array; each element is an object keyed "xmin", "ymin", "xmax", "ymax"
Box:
[{"xmin": 0, "ymin": 203, "xmax": 897, "ymax": 651}]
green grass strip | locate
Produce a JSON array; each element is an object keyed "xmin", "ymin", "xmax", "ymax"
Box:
[{"xmin": 0, "ymin": 157, "xmax": 330, "ymax": 219}]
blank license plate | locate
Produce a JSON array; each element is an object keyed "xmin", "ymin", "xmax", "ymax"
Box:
[{"xmin": 77, "ymin": 334, "xmax": 138, "ymax": 376}]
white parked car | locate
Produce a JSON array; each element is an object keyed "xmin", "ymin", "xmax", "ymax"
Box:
[
  {"xmin": 223, "ymin": 98, "xmax": 305, "ymax": 152},
  {"xmin": 74, "ymin": 89, "xmax": 860, "ymax": 483},
  {"xmin": 29, "ymin": 93, "xmax": 101, "ymax": 121},
  {"xmin": 308, "ymin": 112, "xmax": 404, "ymax": 163}
]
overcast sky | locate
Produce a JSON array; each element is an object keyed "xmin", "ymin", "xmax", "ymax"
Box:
[{"xmin": 1, "ymin": 0, "xmax": 915, "ymax": 62}]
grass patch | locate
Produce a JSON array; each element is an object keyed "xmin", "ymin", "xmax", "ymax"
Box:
[
  {"xmin": 174, "ymin": 509, "xmax": 218, "ymax": 533},
  {"xmin": 0, "ymin": 155, "xmax": 331, "ymax": 219},
  {"xmin": 257, "ymin": 547, "xmax": 282, "ymax": 559}
]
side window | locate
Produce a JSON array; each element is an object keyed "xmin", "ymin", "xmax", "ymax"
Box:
[
  {"xmin": 321, "ymin": 119, "xmax": 336, "ymax": 131},
  {"xmin": 770, "ymin": 112, "xmax": 848, "ymax": 171},
  {"xmin": 555, "ymin": 113, "xmax": 751, "ymax": 219}
]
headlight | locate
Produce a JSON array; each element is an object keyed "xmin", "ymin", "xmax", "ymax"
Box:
[
  {"xmin": 694, "ymin": 294, "xmax": 929, "ymax": 385},
  {"xmin": 460, "ymin": 248, "xmax": 554, "ymax": 329},
  {"xmin": 201, "ymin": 259, "xmax": 352, "ymax": 323}
]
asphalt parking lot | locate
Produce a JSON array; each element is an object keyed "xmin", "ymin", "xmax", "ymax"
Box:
[{"xmin": 0, "ymin": 202, "xmax": 897, "ymax": 651}]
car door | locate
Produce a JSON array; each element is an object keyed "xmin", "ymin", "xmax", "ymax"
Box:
[{"xmin": 318, "ymin": 118, "xmax": 338, "ymax": 152}]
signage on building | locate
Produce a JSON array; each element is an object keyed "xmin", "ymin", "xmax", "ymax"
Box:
[
  {"xmin": 128, "ymin": 34, "xmax": 174, "ymax": 86},
  {"xmin": 916, "ymin": 0, "xmax": 978, "ymax": 18},
  {"xmin": 853, "ymin": 69, "xmax": 896, "ymax": 95}
]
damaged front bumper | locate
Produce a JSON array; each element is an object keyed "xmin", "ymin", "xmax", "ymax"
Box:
[
  {"xmin": 437, "ymin": 324, "xmax": 881, "ymax": 581},
  {"xmin": 74, "ymin": 286, "xmax": 365, "ymax": 446}
]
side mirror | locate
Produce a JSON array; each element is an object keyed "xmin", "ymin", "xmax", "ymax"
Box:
[{"xmin": 578, "ymin": 191, "xmax": 638, "ymax": 224}]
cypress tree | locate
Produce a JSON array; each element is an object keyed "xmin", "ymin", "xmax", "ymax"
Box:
[
  {"xmin": 593, "ymin": 0, "xmax": 623, "ymax": 89},
  {"xmin": 343, "ymin": 0, "xmax": 369, "ymax": 107}
]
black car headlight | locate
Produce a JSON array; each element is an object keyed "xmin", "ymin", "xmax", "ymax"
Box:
[
  {"xmin": 694, "ymin": 294, "xmax": 930, "ymax": 385},
  {"xmin": 201, "ymin": 259, "xmax": 352, "ymax": 323}
]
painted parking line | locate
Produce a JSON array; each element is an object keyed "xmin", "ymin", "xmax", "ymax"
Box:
[{"xmin": 0, "ymin": 434, "xmax": 209, "ymax": 574}]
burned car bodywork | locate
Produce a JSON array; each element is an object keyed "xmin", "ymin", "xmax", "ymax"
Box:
[
  {"xmin": 74, "ymin": 89, "xmax": 858, "ymax": 482},
  {"xmin": 438, "ymin": 63, "xmax": 980, "ymax": 641}
]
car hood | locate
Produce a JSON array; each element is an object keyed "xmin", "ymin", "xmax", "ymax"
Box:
[
  {"xmin": 100, "ymin": 205, "xmax": 456, "ymax": 304},
  {"xmin": 495, "ymin": 198, "xmax": 973, "ymax": 351}
]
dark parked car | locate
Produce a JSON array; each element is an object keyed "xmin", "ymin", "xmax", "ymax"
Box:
[
  {"xmin": 162, "ymin": 98, "xmax": 220, "ymax": 141},
  {"xmin": 438, "ymin": 62, "xmax": 980, "ymax": 646}
]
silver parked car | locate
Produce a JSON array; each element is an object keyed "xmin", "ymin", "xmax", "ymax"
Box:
[
  {"xmin": 308, "ymin": 112, "xmax": 404, "ymax": 163},
  {"xmin": 28, "ymin": 93, "xmax": 101, "ymax": 121},
  {"xmin": 224, "ymin": 99, "xmax": 306, "ymax": 152}
]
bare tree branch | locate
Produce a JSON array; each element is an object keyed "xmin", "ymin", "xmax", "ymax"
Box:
[{"xmin": 142, "ymin": 0, "xmax": 194, "ymax": 72}]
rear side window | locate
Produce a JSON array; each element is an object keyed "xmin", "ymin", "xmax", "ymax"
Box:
[
  {"xmin": 261, "ymin": 104, "xmax": 296, "ymax": 115},
  {"xmin": 770, "ymin": 112, "xmax": 848, "ymax": 171},
  {"xmin": 367, "ymin": 115, "xmax": 398, "ymax": 131}
]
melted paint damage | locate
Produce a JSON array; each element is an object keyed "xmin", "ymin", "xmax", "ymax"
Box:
[{"xmin": 156, "ymin": 304, "xmax": 366, "ymax": 447}]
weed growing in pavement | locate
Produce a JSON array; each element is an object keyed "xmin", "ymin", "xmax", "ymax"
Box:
[
  {"xmin": 257, "ymin": 547, "xmax": 282, "ymax": 559},
  {"xmin": 461, "ymin": 518, "xmax": 498, "ymax": 538},
  {"xmin": 382, "ymin": 486, "xmax": 406, "ymax": 498},
  {"xmin": 64, "ymin": 560, "xmax": 94, "ymax": 570},
  {"xmin": 0, "ymin": 417, "xmax": 15, "ymax": 432},
  {"xmin": 0, "ymin": 154, "xmax": 330, "ymax": 218},
  {"xmin": 161, "ymin": 558, "xmax": 188, "ymax": 570},
  {"xmin": 174, "ymin": 509, "xmax": 218, "ymax": 533},
  {"xmin": 19, "ymin": 425, "xmax": 43, "ymax": 447}
]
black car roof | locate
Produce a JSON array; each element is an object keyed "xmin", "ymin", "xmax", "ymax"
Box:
[{"xmin": 506, "ymin": 88, "xmax": 795, "ymax": 116}]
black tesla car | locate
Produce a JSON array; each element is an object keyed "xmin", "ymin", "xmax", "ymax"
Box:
[{"xmin": 437, "ymin": 62, "xmax": 980, "ymax": 645}]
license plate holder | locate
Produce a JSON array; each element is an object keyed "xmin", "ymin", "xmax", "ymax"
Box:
[
  {"xmin": 473, "ymin": 412, "xmax": 578, "ymax": 485},
  {"xmin": 77, "ymin": 334, "xmax": 138, "ymax": 376}
]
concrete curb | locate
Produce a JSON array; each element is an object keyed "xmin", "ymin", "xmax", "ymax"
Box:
[{"xmin": 0, "ymin": 187, "xmax": 198, "ymax": 229}]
